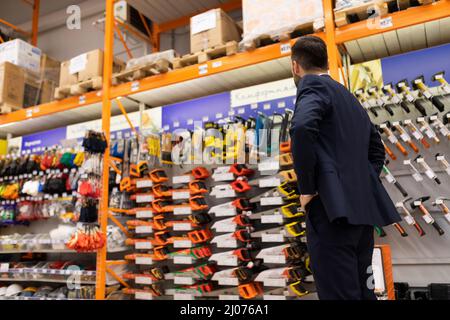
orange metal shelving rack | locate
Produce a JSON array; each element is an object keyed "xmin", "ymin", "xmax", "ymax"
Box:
[{"xmin": 3, "ymin": 0, "xmax": 449, "ymax": 300}]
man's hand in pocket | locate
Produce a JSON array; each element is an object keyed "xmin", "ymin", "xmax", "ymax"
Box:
[{"xmin": 300, "ymin": 194, "xmax": 318, "ymax": 209}]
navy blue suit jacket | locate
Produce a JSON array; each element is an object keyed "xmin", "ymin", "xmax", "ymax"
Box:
[{"xmin": 290, "ymin": 74, "xmax": 401, "ymax": 227}]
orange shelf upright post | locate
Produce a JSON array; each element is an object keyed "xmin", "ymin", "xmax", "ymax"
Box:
[
  {"xmin": 323, "ymin": 0, "xmax": 340, "ymax": 81},
  {"xmin": 31, "ymin": 0, "xmax": 40, "ymax": 46},
  {"xmin": 95, "ymin": 0, "xmax": 115, "ymax": 301}
]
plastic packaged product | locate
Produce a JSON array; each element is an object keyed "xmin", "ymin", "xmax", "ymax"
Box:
[
  {"xmin": 1, "ymin": 234, "xmax": 20, "ymax": 251},
  {"xmin": 49, "ymin": 225, "xmax": 76, "ymax": 250},
  {"xmin": 36, "ymin": 234, "xmax": 52, "ymax": 250},
  {"xmin": 335, "ymin": 0, "xmax": 373, "ymax": 11},
  {"xmin": 240, "ymin": 0, "xmax": 324, "ymax": 49},
  {"xmin": 21, "ymin": 234, "xmax": 36, "ymax": 251},
  {"xmin": 125, "ymin": 50, "xmax": 177, "ymax": 69}
]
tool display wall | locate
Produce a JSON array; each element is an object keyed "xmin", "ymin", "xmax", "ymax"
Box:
[
  {"xmin": 107, "ymin": 107, "xmax": 320, "ymax": 300},
  {"xmin": 356, "ymin": 72, "xmax": 450, "ymax": 287}
]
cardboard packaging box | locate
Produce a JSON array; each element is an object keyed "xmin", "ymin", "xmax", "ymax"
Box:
[
  {"xmin": 241, "ymin": 0, "xmax": 324, "ymax": 46},
  {"xmin": 0, "ymin": 62, "xmax": 25, "ymax": 110},
  {"xmin": 40, "ymin": 79, "xmax": 57, "ymax": 104},
  {"xmin": 0, "ymin": 39, "xmax": 42, "ymax": 74},
  {"xmin": 59, "ymin": 49, "xmax": 125, "ymax": 87},
  {"xmin": 190, "ymin": 9, "xmax": 241, "ymax": 53},
  {"xmin": 41, "ymin": 54, "xmax": 61, "ymax": 84}
]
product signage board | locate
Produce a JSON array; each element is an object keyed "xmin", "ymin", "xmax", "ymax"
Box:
[
  {"xmin": 230, "ymin": 78, "xmax": 297, "ymax": 118},
  {"xmin": 161, "ymin": 92, "xmax": 230, "ymax": 131},
  {"xmin": 65, "ymin": 111, "xmax": 141, "ymax": 140},
  {"xmin": 21, "ymin": 127, "xmax": 67, "ymax": 153},
  {"xmin": 381, "ymin": 43, "xmax": 450, "ymax": 87}
]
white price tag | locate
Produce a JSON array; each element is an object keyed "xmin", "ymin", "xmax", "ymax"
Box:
[
  {"xmin": 212, "ymin": 61, "xmax": 222, "ymax": 68},
  {"xmin": 0, "ymin": 263, "xmax": 9, "ymax": 273},
  {"xmin": 278, "ymin": 101, "xmax": 286, "ymax": 108},
  {"xmin": 262, "ymin": 233, "xmax": 285, "ymax": 242},
  {"xmin": 213, "ymin": 172, "xmax": 235, "ymax": 182},
  {"xmin": 258, "ymin": 161, "xmax": 280, "ymax": 172},
  {"xmin": 174, "ymin": 240, "xmax": 192, "ymax": 248},
  {"xmin": 412, "ymin": 131, "xmax": 422, "ymax": 140},
  {"xmin": 173, "ymin": 175, "xmax": 192, "ymax": 184},
  {"xmin": 136, "ymin": 226, "xmax": 153, "ymax": 234},
  {"xmin": 216, "ymin": 239, "xmax": 238, "ymax": 248},
  {"xmin": 422, "ymin": 214, "xmax": 433, "ymax": 224},
  {"xmin": 440, "ymin": 127, "xmax": 450, "ymax": 137},
  {"xmin": 131, "ymin": 81, "xmax": 140, "ymax": 92},
  {"xmin": 444, "ymin": 214, "xmax": 450, "ymax": 224},
  {"xmin": 173, "ymin": 223, "xmax": 192, "ymax": 231},
  {"xmin": 387, "ymin": 135, "xmax": 397, "ymax": 144},
  {"xmin": 217, "ymin": 255, "xmax": 238, "ymax": 266},
  {"xmin": 174, "ymin": 256, "xmax": 193, "ymax": 265},
  {"xmin": 136, "ymin": 210, "xmax": 153, "ymax": 219},
  {"xmin": 198, "ymin": 64, "xmax": 208, "ymax": 75},
  {"xmin": 400, "ymin": 133, "xmax": 409, "ymax": 142},
  {"xmin": 135, "ymin": 257, "xmax": 154, "ymax": 265},
  {"xmin": 263, "ymin": 255, "xmax": 286, "ymax": 264},
  {"xmin": 173, "ymin": 207, "xmax": 192, "ymax": 215},
  {"xmin": 174, "ymin": 276, "xmax": 195, "ymax": 285},
  {"xmin": 261, "ymin": 214, "xmax": 284, "ymax": 224},
  {"xmin": 214, "ymin": 223, "xmax": 237, "ymax": 233},
  {"xmin": 384, "ymin": 173, "xmax": 395, "ymax": 184},
  {"xmin": 136, "ymin": 194, "xmax": 154, "ymax": 203},
  {"xmin": 214, "ymin": 207, "xmax": 237, "ymax": 217},
  {"xmin": 404, "ymin": 215, "xmax": 415, "ymax": 226},
  {"xmin": 135, "ymin": 277, "xmax": 153, "ymax": 285},
  {"xmin": 412, "ymin": 173, "xmax": 422, "ymax": 183},
  {"xmin": 135, "ymin": 292, "xmax": 153, "ymax": 300},
  {"xmin": 261, "ymin": 197, "xmax": 284, "ymax": 206},
  {"xmin": 264, "ymin": 278, "xmax": 287, "ymax": 287},
  {"xmin": 424, "ymin": 129, "xmax": 435, "ymax": 139},
  {"xmin": 173, "ymin": 191, "xmax": 190, "ymax": 200},
  {"xmin": 214, "ymin": 189, "xmax": 237, "ymax": 199},
  {"xmin": 174, "ymin": 294, "xmax": 194, "ymax": 300},
  {"xmin": 219, "ymin": 295, "xmax": 240, "ymax": 300},
  {"xmin": 280, "ymin": 43, "xmax": 291, "ymax": 54},
  {"xmin": 218, "ymin": 277, "xmax": 239, "ymax": 286},
  {"xmin": 136, "ymin": 180, "xmax": 153, "ymax": 188},
  {"xmin": 379, "ymin": 17, "xmax": 393, "ymax": 29},
  {"xmin": 259, "ymin": 177, "xmax": 281, "ymax": 188}
]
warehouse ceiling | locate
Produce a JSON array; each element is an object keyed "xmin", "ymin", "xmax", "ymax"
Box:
[
  {"xmin": 127, "ymin": 0, "xmax": 236, "ymax": 24},
  {"xmin": 0, "ymin": 0, "xmax": 88, "ymax": 25}
]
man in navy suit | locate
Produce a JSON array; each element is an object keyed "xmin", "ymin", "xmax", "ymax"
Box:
[{"xmin": 289, "ymin": 36, "xmax": 401, "ymax": 300}]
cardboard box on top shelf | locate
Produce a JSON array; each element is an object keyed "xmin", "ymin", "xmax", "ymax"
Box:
[
  {"xmin": 0, "ymin": 62, "xmax": 25, "ymax": 110},
  {"xmin": 40, "ymin": 79, "xmax": 57, "ymax": 104},
  {"xmin": 0, "ymin": 39, "xmax": 42, "ymax": 74},
  {"xmin": 59, "ymin": 49, "xmax": 125, "ymax": 87},
  {"xmin": 190, "ymin": 8, "xmax": 242, "ymax": 53},
  {"xmin": 241, "ymin": 0, "xmax": 324, "ymax": 47},
  {"xmin": 40, "ymin": 54, "xmax": 61, "ymax": 84}
]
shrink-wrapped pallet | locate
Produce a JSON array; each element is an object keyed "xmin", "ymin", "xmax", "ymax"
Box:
[{"xmin": 240, "ymin": 0, "xmax": 324, "ymax": 50}]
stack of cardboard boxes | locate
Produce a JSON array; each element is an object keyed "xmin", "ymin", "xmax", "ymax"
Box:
[
  {"xmin": 57, "ymin": 49, "xmax": 125, "ymax": 98},
  {"xmin": 0, "ymin": 39, "xmax": 60, "ymax": 112},
  {"xmin": 189, "ymin": 8, "xmax": 242, "ymax": 53}
]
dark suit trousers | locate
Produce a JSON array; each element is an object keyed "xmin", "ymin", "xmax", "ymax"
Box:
[{"xmin": 306, "ymin": 197, "xmax": 377, "ymax": 300}]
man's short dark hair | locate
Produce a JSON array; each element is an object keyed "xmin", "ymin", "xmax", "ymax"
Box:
[{"xmin": 291, "ymin": 36, "xmax": 328, "ymax": 71}]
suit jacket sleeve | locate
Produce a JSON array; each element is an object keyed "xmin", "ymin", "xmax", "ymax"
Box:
[
  {"xmin": 368, "ymin": 123, "xmax": 386, "ymax": 176},
  {"xmin": 290, "ymin": 77, "xmax": 331, "ymax": 195}
]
